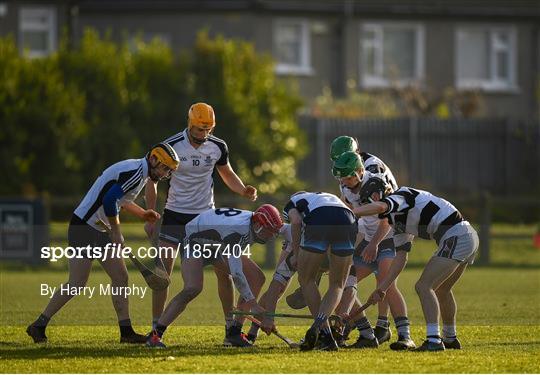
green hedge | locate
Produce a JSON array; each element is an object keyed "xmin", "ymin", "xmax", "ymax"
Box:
[{"xmin": 0, "ymin": 30, "xmax": 306, "ymax": 197}]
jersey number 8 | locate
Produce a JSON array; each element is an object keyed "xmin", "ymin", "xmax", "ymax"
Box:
[{"xmin": 215, "ymin": 208, "xmax": 242, "ymax": 217}]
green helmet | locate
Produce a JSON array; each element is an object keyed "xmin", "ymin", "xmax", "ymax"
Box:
[
  {"xmin": 332, "ymin": 151, "xmax": 364, "ymax": 178},
  {"xmin": 330, "ymin": 136, "xmax": 359, "ymax": 161}
]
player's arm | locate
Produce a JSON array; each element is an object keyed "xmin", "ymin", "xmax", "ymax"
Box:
[
  {"xmin": 340, "ymin": 193, "xmax": 353, "ymax": 210},
  {"xmin": 286, "ymin": 208, "xmax": 302, "ymax": 262},
  {"xmin": 216, "ymin": 162, "xmax": 257, "ymax": 201},
  {"xmin": 143, "ymin": 180, "xmax": 159, "ymax": 238},
  {"xmin": 362, "ymin": 218, "xmax": 391, "ymax": 262},
  {"xmin": 102, "ymin": 183, "xmax": 126, "ymax": 245},
  {"xmin": 222, "ymin": 233, "xmax": 265, "ymax": 313},
  {"xmin": 367, "ymin": 234, "xmax": 412, "ymax": 304},
  {"xmin": 121, "ymin": 201, "xmax": 160, "ymax": 223},
  {"xmin": 352, "ymin": 201, "xmax": 388, "ymax": 217}
]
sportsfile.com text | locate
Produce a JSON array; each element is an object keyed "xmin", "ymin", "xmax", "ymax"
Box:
[{"xmin": 40, "ymin": 243, "xmax": 251, "ymax": 262}]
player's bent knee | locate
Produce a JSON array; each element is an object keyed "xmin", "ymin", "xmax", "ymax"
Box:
[
  {"xmin": 181, "ymin": 286, "xmax": 202, "ymax": 301},
  {"xmin": 435, "ymin": 286, "xmax": 452, "ymax": 297},
  {"xmin": 415, "ymin": 280, "xmax": 432, "ymax": 295}
]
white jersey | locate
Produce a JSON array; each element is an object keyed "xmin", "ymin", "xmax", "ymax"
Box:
[
  {"xmin": 163, "ymin": 129, "xmax": 229, "ymax": 214},
  {"xmin": 283, "ymin": 191, "xmax": 350, "ymax": 221},
  {"xmin": 340, "ymin": 152, "xmax": 398, "ymax": 242},
  {"xmin": 184, "ymin": 208, "xmax": 255, "ymax": 301},
  {"xmin": 184, "ymin": 208, "xmax": 253, "ymax": 246},
  {"xmin": 74, "ymin": 158, "xmax": 149, "ymax": 231},
  {"xmin": 380, "ymin": 187, "xmax": 465, "ymax": 249}
]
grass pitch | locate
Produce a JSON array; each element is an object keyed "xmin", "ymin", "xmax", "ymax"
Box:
[
  {"xmin": 1, "ymin": 267, "xmax": 539, "ymax": 373},
  {"xmin": 1, "ymin": 223, "xmax": 539, "ymax": 372}
]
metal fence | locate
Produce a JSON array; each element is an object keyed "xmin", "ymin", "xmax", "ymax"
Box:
[{"xmin": 298, "ymin": 116, "xmax": 540, "ymax": 196}]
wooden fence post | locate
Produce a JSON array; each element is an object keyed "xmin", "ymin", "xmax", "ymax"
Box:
[{"xmin": 478, "ymin": 192, "xmax": 491, "ymax": 265}]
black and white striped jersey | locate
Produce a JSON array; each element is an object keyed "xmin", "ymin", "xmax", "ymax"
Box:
[
  {"xmin": 163, "ymin": 129, "xmax": 229, "ymax": 214},
  {"xmin": 361, "ymin": 152, "xmax": 398, "ymax": 191},
  {"xmin": 74, "ymin": 158, "xmax": 149, "ymax": 231},
  {"xmin": 184, "ymin": 208, "xmax": 253, "ymax": 248},
  {"xmin": 283, "ymin": 191, "xmax": 350, "ymax": 221},
  {"xmin": 379, "ymin": 187, "xmax": 464, "ymax": 249}
]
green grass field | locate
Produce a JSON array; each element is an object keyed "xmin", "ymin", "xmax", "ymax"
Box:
[
  {"xmin": 1, "ymin": 223, "xmax": 539, "ymax": 373},
  {"xmin": 1, "ymin": 267, "xmax": 539, "ymax": 373}
]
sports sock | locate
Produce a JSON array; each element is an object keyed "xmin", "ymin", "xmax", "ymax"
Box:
[
  {"xmin": 312, "ymin": 313, "xmax": 328, "ymax": 330},
  {"xmin": 225, "ymin": 317, "xmax": 235, "ymax": 330},
  {"xmin": 118, "ymin": 319, "xmax": 136, "ymax": 337},
  {"xmin": 232, "ymin": 319, "xmax": 243, "ymax": 329},
  {"xmin": 442, "ymin": 324, "xmax": 457, "ymax": 341},
  {"xmin": 376, "ymin": 315, "xmax": 389, "ymax": 329},
  {"xmin": 155, "ymin": 324, "xmax": 167, "ymax": 338},
  {"xmin": 248, "ymin": 322, "xmax": 260, "ymax": 337},
  {"xmin": 152, "ymin": 319, "xmax": 159, "ymax": 330},
  {"xmin": 426, "ymin": 323, "xmax": 441, "ymax": 343},
  {"xmin": 33, "ymin": 314, "xmax": 50, "ymax": 328},
  {"xmin": 394, "ymin": 316, "xmax": 411, "ymax": 339},
  {"xmin": 355, "ymin": 317, "xmax": 375, "ymax": 339}
]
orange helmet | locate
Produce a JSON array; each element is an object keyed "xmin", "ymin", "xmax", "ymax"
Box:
[{"xmin": 188, "ymin": 102, "xmax": 215, "ymax": 129}]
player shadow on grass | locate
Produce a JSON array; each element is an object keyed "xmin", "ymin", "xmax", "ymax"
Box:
[{"xmin": 0, "ymin": 343, "xmax": 293, "ymax": 360}]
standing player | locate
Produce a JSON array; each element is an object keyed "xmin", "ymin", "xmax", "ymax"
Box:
[
  {"xmin": 331, "ymin": 151, "xmax": 414, "ymax": 350},
  {"xmin": 26, "ymin": 144, "xmax": 179, "ymax": 343},
  {"xmin": 145, "ymin": 102, "xmax": 262, "ymax": 346},
  {"xmin": 284, "ymin": 191, "xmax": 358, "ymax": 351},
  {"xmin": 358, "ymin": 177, "xmax": 479, "ymax": 351},
  {"xmin": 146, "ymin": 204, "xmax": 283, "ymax": 348}
]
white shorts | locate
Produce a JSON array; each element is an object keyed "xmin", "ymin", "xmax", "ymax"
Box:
[{"xmin": 434, "ymin": 222, "xmax": 479, "ymax": 264}]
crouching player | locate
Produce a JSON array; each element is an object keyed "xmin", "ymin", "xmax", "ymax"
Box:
[
  {"xmin": 357, "ymin": 177, "xmax": 479, "ymax": 351},
  {"xmin": 284, "ymin": 191, "xmax": 358, "ymax": 351},
  {"xmin": 26, "ymin": 143, "xmax": 179, "ymax": 343},
  {"xmin": 146, "ymin": 204, "xmax": 283, "ymax": 348},
  {"xmin": 332, "ymin": 151, "xmax": 415, "ymax": 350}
]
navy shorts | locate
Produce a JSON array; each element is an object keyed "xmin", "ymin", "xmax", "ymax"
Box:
[
  {"xmin": 301, "ymin": 206, "xmax": 357, "ymax": 256},
  {"xmin": 68, "ymin": 214, "xmax": 110, "ymax": 259},
  {"xmin": 158, "ymin": 209, "xmax": 198, "ymax": 244}
]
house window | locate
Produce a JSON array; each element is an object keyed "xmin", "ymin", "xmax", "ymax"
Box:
[
  {"xmin": 361, "ymin": 22, "xmax": 425, "ymax": 87},
  {"xmin": 273, "ymin": 19, "xmax": 312, "ymax": 75},
  {"xmin": 456, "ymin": 26, "xmax": 517, "ymax": 91},
  {"xmin": 19, "ymin": 7, "xmax": 56, "ymax": 58}
]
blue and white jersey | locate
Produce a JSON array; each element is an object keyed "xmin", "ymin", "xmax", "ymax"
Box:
[
  {"xmin": 163, "ymin": 129, "xmax": 229, "ymax": 214},
  {"xmin": 74, "ymin": 158, "xmax": 149, "ymax": 231},
  {"xmin": 283, "ymin": 192, "xmax": 350, "ymax": 222},
  {"xmin": 184, "ymin": 207, "xmax": 255, "ymax": 301},
  {"xmin": 380, "ymin": 187, "xmax": 466, "ymax": 249}
]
